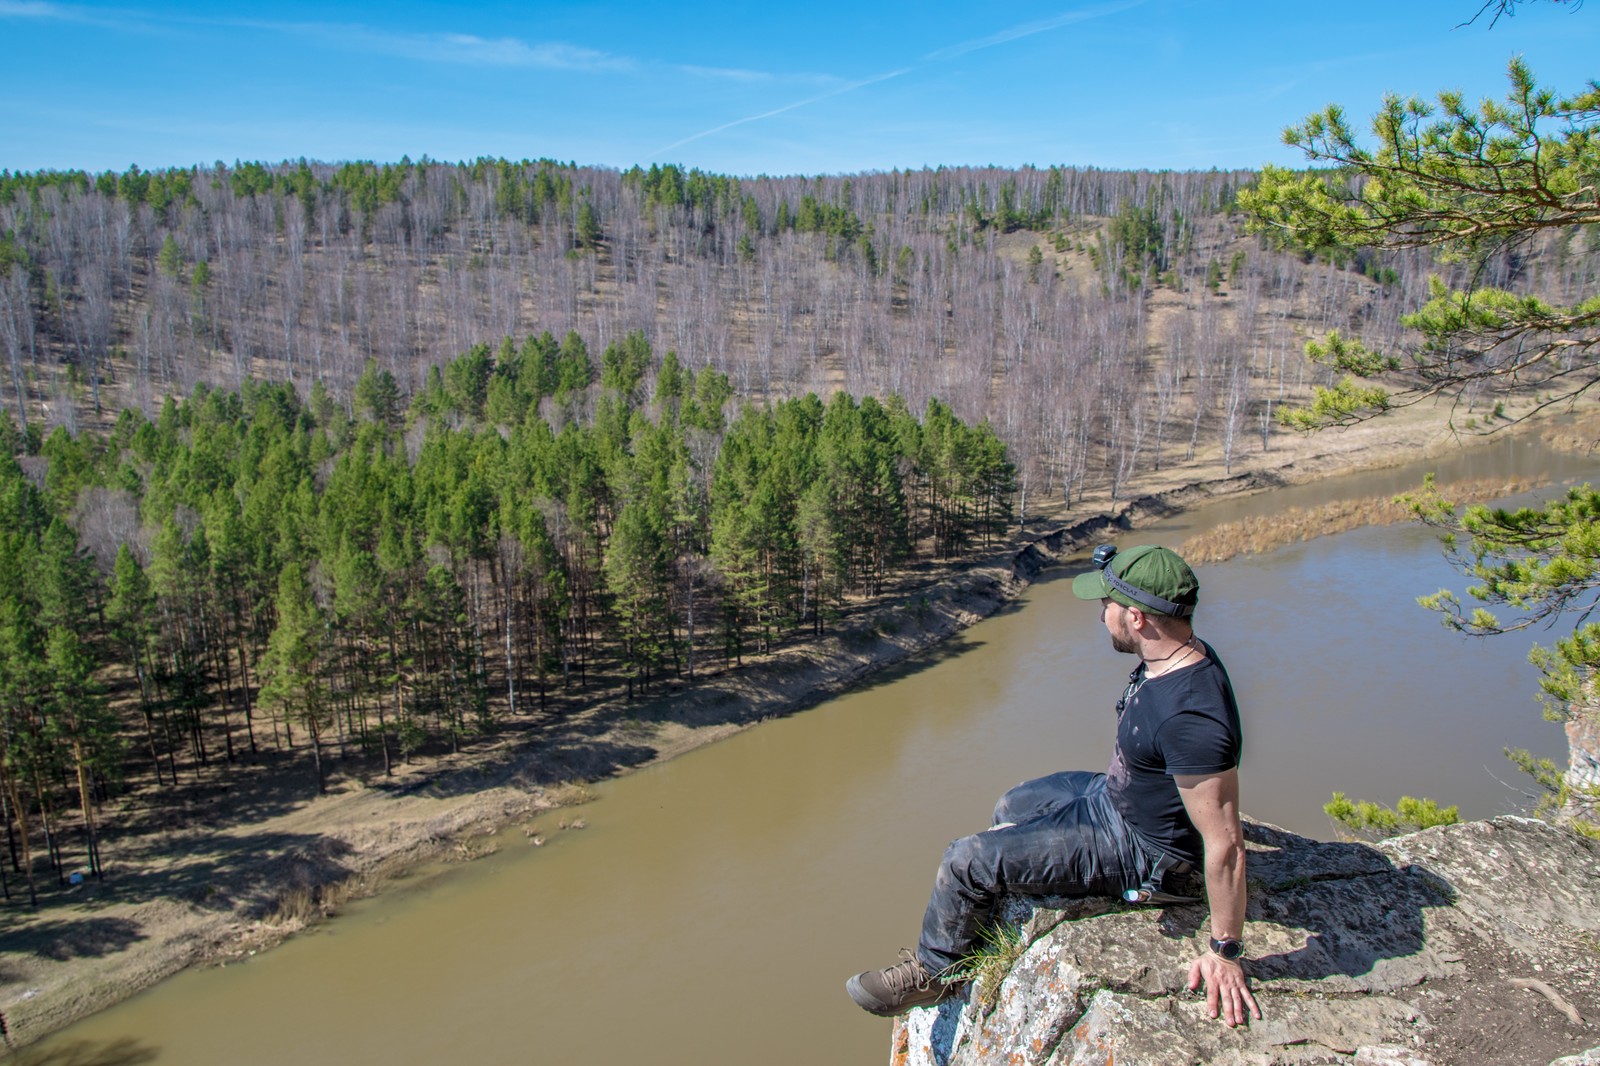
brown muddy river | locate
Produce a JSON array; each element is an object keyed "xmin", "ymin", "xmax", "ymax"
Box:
[{"xmin": 36, "ymin": 435, "xmax": 1600, "ymax": 1065}]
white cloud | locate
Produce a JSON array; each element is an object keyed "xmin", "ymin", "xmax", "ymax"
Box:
[
  {"xmin": 2, "ymin": 4, "xmax": 802, "ymax": 82},
  {"xmin": 0, "ymin": 1, "xmax": 67, "ymax": 16},
  {"xmin": 387, "ymin": 31, "xmax": 633, "ymax": 71},
  {"xmin": 675, "ymin": 64, "xmax": 776, "ymax": 83},
  {"xmin": 265, "ymin": 21, "xmax": 824, "ymax": 80},
  {"xmin": 0, "ymin": 0, "xmax": 123, "ymax": 24},
  {"xmin": 235, "ymin": 20, "xmax": 635, "ymax": 72}
]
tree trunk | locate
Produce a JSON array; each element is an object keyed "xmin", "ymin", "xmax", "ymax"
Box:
[
  {"xmin": 73, "ymin": 737, "xmax": 101, "ymax": 878},
  {"xmin": 307, "ymin": 706, "xmax": 327, "ymax": 796},
  {"xmin": 0, "ymin": 766, "xmax": 37, "ymax": 906}
]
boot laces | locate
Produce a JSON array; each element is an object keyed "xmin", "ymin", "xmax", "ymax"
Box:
[{"xmin": 881, "ymin": 949, "xmax": 939, "ymax": 994}]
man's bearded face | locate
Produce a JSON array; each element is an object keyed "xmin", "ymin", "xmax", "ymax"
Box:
[{"xmin": 1104, "ymin": 600, "xmax": 1139, "ymax": 655}]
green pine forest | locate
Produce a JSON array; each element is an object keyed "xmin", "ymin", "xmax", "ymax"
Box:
[{"xmin": 0, "ymin": 331, "xmax": 1012, "ymax": 904}]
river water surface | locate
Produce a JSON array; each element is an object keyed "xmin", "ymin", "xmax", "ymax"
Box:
[{"xmin": 38, "ymin": 436, "xmax": 1600, "ymax": 1065}]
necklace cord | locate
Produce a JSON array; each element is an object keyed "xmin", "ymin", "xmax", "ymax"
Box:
[
  {"xmin": 1117, "ymin": 636, "xmax": 1200, "ymax": 717},
  {"xmin": 1143, "ymin": 634, "xmax": 1196, "ymax": 669}
]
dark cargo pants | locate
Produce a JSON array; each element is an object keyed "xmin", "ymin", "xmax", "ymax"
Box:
[{"xmin": 916, "ymin": 770, "xmax": 1156, "ymax": 975}]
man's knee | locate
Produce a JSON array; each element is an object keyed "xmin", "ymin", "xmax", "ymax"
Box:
[
  {"xmin": 992, "ymin": 781, "xmax": 1044, "ymax": 825},
  {"xmin": 992, "ymin": 770, "xmax": 1097, "ymax": 825},
  {"xmin": 991, "ymin": 790, "xmax": 1023, "ymax": 826},
  {"xmin": 937, "ymin": 832, "xmax": 1000, "ymax": 898}
]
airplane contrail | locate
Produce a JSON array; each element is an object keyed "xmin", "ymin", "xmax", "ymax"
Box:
[{"xmin": 650, "ymin": 0, "xmax": 1145, "ymax": 159}]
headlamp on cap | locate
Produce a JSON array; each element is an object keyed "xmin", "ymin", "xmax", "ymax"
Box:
[{"xmin": 1092, "ymin": 544, "xmax": 1195, "ymax": 619}]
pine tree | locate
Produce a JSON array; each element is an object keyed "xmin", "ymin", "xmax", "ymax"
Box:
[
  {"xmin": 1242, "ymin": 59, "xmax": 1600, "ymax": 428},
  {"xmin": 108, "ymin": 545, "xmax": 169, "ymax": 783},
  {"xmin": 1245, "ymin": 54, "xmax": 1600, "ymax": 834},
  {"xmin": 259, "ymin": 562, "xmax": 331, "ymax": 793},
  {"xmin": 354, "ymin": 360, "xmax": 401, "ymax": 428}
]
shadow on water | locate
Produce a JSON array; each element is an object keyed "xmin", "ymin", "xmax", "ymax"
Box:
[
  {"xmin": 626, "ymin": 634, "xmax": 990, "ymax": 749},
  {"xmin": 1028, "ymin": 561, "xmax": 1098, "ymax": 588},
  {"xmin": 5, "ymin": 1039, "xmax": 160, "ymax": 1066},
  {"xmin": 502, "ymin": 630, "xmax": 992, "ymax": 793},
  {"xmin": 808, "ymin": 633, "xmax": 989, "ymax": 698}
]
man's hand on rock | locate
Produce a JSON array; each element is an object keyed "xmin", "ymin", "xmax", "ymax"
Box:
[{"xmin": 1186, "ymin": 953, "xmax": 1260, "ymax": 1027}]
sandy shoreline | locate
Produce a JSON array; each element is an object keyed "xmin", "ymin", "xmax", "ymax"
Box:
[{"xmin": 2, "ymin": 398, "xmax": 1593, "ymax": 1049}]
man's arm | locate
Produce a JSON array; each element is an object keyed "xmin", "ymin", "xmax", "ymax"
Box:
[{"xmin": 1174, "ymin": 769, "xmax": 1260, "ymax": 1027}]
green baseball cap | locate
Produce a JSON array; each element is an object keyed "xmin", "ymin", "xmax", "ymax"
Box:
[{"xmin": 1071, "ymin": 544, "xmax": 1199, "ymax": 617}]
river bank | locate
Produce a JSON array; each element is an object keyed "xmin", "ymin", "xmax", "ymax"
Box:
[{"xmin": 3, "ymin": 398, "xmax": 1595, "ymax": 1050}]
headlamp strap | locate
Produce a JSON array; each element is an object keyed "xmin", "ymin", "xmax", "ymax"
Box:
[{"xmin": 1104, "ymin": 569, "xmax": 1194, "ymax": 618}]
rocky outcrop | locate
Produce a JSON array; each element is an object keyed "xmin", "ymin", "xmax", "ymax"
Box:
[{"xmin": 892, "ymin": 817, "xmax": 1600, "ymax": 1066}]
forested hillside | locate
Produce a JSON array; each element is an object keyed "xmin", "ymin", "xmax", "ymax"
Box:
[
  {"xmin": 6, "ymin": 159, "xmax": 1594, "ymax": 506},
  {"xmin": 0, "ymin": 157, "xmax": 1594, "ymax": 903}
]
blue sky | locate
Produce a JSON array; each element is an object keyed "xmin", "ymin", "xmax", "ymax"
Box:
[{"xmin": 2, "ymin": 0, "xmax": 1595, "ymax": 176}]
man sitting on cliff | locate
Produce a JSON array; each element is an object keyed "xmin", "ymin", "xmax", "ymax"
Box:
[{"xmin": 845, "ymin": 544, "xmax": 1260, "ymax": 1027}]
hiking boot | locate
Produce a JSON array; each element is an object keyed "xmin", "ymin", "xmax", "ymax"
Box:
[{"xmin": 845, "ymin": 949, "xmax": 958, "ymax": 1016}]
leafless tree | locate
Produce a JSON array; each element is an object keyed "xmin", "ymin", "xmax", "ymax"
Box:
[
  {"xmin": 0, "ymin": 265, "xmax": 36, "ymax": 429},
  {"xmin": 10, "ymin": 158, "xmax": 1566, "ymax": 511}
]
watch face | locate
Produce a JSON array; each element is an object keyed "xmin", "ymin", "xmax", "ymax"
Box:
[{"xmin": 1211, "ymin": 938, "xmax": 1244, "ymax": 960}]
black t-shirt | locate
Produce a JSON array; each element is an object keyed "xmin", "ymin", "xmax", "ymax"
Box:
[{"xmin": 1104, "ymin": 642, "xmax": 1242, "ymax": 864}]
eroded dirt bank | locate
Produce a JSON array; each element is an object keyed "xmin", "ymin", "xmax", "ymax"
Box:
[{"xmin": 2, "ymin": 401, "xmax": 1595, "ymax": 1049}]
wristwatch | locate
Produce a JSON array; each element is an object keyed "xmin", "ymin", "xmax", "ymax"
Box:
[{"xmin": 1208, "ymin": 937, "xmax": 1245, "ymax": 961}]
